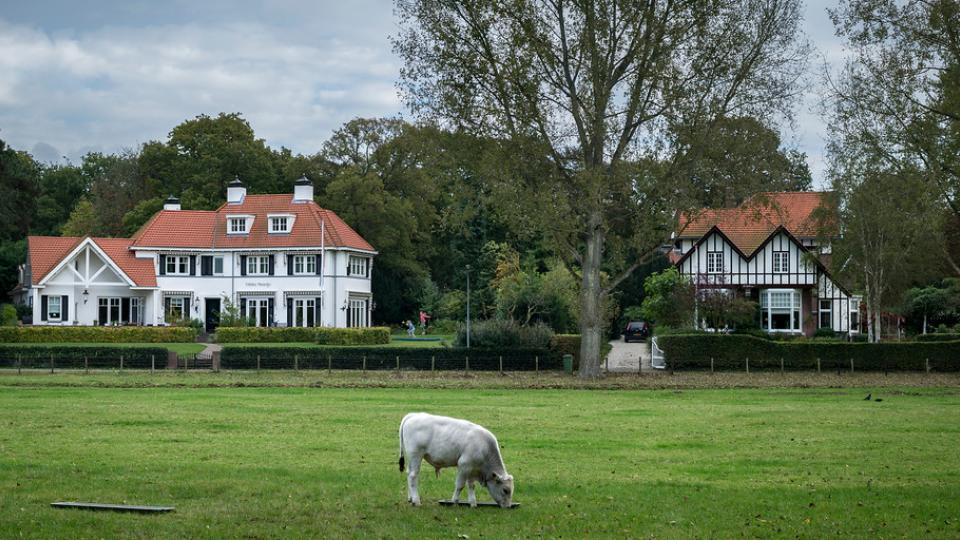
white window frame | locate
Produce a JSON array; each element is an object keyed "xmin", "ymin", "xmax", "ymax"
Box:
[
  {"xmin": 348, "ymin": 255, "xmax": 368, "ymax": 277},
  {"xmin": 819, "ymin": 299, "xmax": 832, "ymax": 329},
  {"xmin": 292, "ymin": 298, "xmax": 317, "ymax": 327},
  {"xmin": 268, "ymin": 214, "xmax": 295, "ymax": 234},
  {"xmin": 227, "ymin": 215, "xmax": 253, "ymax": 235},
  {"xmin": 760, "ymin": 289, "xmax": 802, "ymax": 333},
  {"xmin": 165, "ymin": 255, "xmax": 190, "ymax": 276},
  {"xmin": 166, "ymin": 297, "xmax": 186, "ymax": 321},
  {"xmin": 772, "ymin": 251, "xmax": 789, "ymax": 273},
  {"xmin": 348, "ymin": 297, "xmax": 368, "ymax": 328},
  {"xmin": 47, "ymin": 296, "xmax": 62, "ymax": 321},
  {"xmin": 247, "ymin": 255, "xmax": 270, "ymax": 276},
  {"xmin": 706, "ymin": 251, "xmax": 723, "ymax": 274},
  {"xmin": 293, "ymin": 255, "xmax": 316, "ymax": 275}
]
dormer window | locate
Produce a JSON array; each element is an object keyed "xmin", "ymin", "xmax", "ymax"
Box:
[
  {"xmin": 227, "ymin": 215, "xmax": 253, "ymax": 235},
  {"xmin": 268, "ymin": 214, "xmax": 295, "ymax": 234}
]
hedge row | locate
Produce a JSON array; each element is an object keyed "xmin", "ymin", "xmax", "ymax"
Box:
[
  {"xmin": 214, "ymin": 326, "xmax": 391, "ymax": 345},
  {"xmin": 0, "ymin": 326, "xmax": 198, "ymax": 343},
  {"xmin": 658, "ymin": 334, "xmax": 960, "ymax": 372},
  {"xmin": 915, "ymin": 334, "xmax": 960, "ymax": 342},
  {"xmin": 549, "ymin": 334, "xmax": 581, "ymax": 371},
  {"xmin": 219, "ymin": 346, "xmax": 558, "ymax": 371},
  {"xmin": 0, "ymin": 345, "xmax": 170, "ymax": 369}
]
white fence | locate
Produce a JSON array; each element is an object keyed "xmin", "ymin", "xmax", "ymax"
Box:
[{"xmin": 651, "ymin": 337, "xmax": 666, "ymax": 369}]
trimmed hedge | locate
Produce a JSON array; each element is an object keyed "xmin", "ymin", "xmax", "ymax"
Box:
[
  {"xmin": 916, "ymin": 333, "xmax": 960, "ymax": 342},
  {"xmin": 219, "ymin": 346, "xmax": 557, "ymax": 371},
  {"xmin": 0, "ymin": 326, "xmax": 198, "ymax": 343},
  {"xmin": 214, "ymin": 326, "xmax": 391, "ymax": 345},
  {"xmin": 0, "ymin": 345, "xmax": 170, "ymax": 369},
  {"xmin": 658, "ymin": 334, "xmax": 960, "ymax": 372},
  {"xmin": 550, "ymin": 334, "xmax": 580, "ymax": 371}
]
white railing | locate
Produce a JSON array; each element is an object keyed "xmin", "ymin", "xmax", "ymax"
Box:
[{"xmin": 651, "ymin": 336, "xmax": 666, "ymax": 369}]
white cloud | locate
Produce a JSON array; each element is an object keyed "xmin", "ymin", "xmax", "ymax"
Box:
[{"xmin": 0, "ymin": 17, "xmax": 402, "ymax": 163}]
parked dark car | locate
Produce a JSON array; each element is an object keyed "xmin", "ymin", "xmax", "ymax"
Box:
[{"xmin": 623, "ymin": 321, "xmax": 650, "ymax": 342}]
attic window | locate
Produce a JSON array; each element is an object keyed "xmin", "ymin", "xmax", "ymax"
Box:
[
  {"xmin": 227, "ymin": 215, "xmax": 253, "ymax": 234},
  {"xmin": 268, "ymin": 214, "xmax": 295, "ymax": 234}
]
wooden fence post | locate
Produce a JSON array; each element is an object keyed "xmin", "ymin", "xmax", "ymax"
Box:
[
  {"xmin": 17, "ymin": 354, "xmax": 21, "ymax": 375},
  {"xmin": 257, "ymin": 354, "xmax": 261, "ymax": 372},
  {"xmin": 850, "ymin": 357, "xmax": 854, "ymax": 374},
  {"xmin": 120, "ymin": 355, "xmax": 124, "ymax": 372},
  {"xmin": 362, "ymin": 355, "xmax": 367, "ymax": 373},
  {"xmin": 745, "ymin": 357, "xmax": 749, "ymax": 374},
  {"xmin": 638, "ymin": 354, "xmax": 642, "ymax": 376},
  {"xmin": 395, "ymin": 355, "xmax": 400, "ymax": 374},
  {"xmin": 499, "ymin": 355, "xmax": 503, "ymax": 374},
  {"xmin": 294, "ymin": 354, "xmax": 299, "ymax": 371},
  {"xmin": 50, "ymin": 354, "xmax": 54, "ymax": 374},
  {"xmin": 151, "ymin": 354, "xmax": 155, "ymax": 373},
  {"xmin": 535, "ymin": 355, "xmax": 539, "ymax": 375},
  {"xmin": 710, "ymin": 357, "xmax": 714, "ymax": 374},
  {"xmin": 780, "ymin": 357, "xmax": 784, "ymax": 374},
  {"xmin": 431, "ymin": 355, "xmax": 435, "ymax": 373},
  {"xmin": 816, "ymin": 357, "xmax": 820, "ymax": 373},
  {"xmin": 328, "ymin": 355, "xmax": 333, "ymax": 375},
  {"xmin": 465, "ymin": 356, "xmax": 469, "ymax": 373},
  {"xmin": 84, "ymin": 355, "xmax": 89, "ymax": 374},
  {"xmin": 925, "ymin": 358, "xmax": 930, "ymax": 374}
]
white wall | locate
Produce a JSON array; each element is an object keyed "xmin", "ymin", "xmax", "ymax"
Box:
[{"xmin": 678, "ymin": 231, "xmax": 817, "ymax": 287}]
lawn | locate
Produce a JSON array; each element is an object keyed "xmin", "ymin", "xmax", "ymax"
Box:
[
  {"xmin": 0, "ymin": 342, "xmax": 206, "ymax": 355},
  {"xmin": 1, "ymin": 385, "xmax": 958, "ymax": 538}
]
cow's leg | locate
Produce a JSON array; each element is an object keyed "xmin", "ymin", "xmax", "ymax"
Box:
[
  {"xmin": 452, "ymin": 468, "xmax": 468, "ymax": 503},
  {"xmin": 407, "ymin": 452, "xmax": 423, "ymax": 506},
  {"xmin": 467, "ymin": 479, "xmax": 477, "ymax": 508}
]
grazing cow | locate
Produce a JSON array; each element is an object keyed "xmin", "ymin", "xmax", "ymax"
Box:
[{"xmin": 398, "ymin": 412, "xmax": 514, "ymax": 508}]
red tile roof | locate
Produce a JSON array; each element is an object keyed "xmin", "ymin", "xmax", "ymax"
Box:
[
  {"xmin": 677, "ymin": 192, "xmax": 834, "ymax": 255},
  {"xmin": 29, "ymin": 236, "xmax": 157, "ymax": 287},
  {"xmin": 131, "ymin": 194, "xmax": 374, "ymax": 251}
]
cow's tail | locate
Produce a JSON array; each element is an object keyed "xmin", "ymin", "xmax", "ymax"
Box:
[{"xmin": 398, "ymin": 414, "xmax": 408, "ymax": 472}]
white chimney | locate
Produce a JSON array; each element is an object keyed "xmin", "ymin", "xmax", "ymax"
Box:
[
  {"xmin": 163, "ymin": 195, "xmax": 181, "ymax": 211},
  {"xmin": 227, "ymin": 176, "xmax": 246, "ymax": 204},
  {"xmin": 293, "ymin": 175, "xmax": 314, "ymax": 203}
]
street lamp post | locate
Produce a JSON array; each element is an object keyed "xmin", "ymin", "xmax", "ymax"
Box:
[{"xmin": 465, "ymin": 264, "xmax": 471, "ymax": 348}]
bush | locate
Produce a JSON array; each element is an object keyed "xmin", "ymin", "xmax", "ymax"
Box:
[
  {"xmin": 549, "ymin": 334, "xmax": 580, "ymax": 370},
  {"xmin": 455, "ymin": 319, "xmax": 554, "ymax": 348},
  {"xmin": 916, "ymin": 333, "xmax": 960, "ymax": 342},
  {"xmin": 215, "ymin": 326, "xmax": 390, "ymax": 345},
  {"xmin": 0, "ymin": 326, "xmax": 198, "ymax": 343},
  {"xmin": 219, "ymin": 346, "xmax": 558, "ymax": 371},
  {"xmin": 0, "ymin": 345, "xmax": 170, "ymax": 369},
  {"xmin": 426, "ymin": 318, "xmax": 459, "ymax": 334},
  {"xmin": 1, "ymin": 304, "xmax": 17, "ymax": 326},
  {"xmin": 658, "ymin": 334, "xmax": 960, "ymax": 372}
]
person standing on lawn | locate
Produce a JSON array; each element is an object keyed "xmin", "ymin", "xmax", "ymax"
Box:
[
  {"xmin": 418, "ymin": 310, "xmax": 431, "ymax": 335},
  {"xmin": 406, "ymin": 320, "xmax": 416, "ymax": 337}
]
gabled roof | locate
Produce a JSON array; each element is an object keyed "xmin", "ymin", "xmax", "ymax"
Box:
[
  {"xmin": 28, "ymin": 236, "xmax": 157, "ymax": 287},
  {"xmin": 677, "ymin": 192, "xmax": 832, "ymax": 254},
  {"xmin": 131, "ymin": 194, "xmax": 374, "ymax": 252}
]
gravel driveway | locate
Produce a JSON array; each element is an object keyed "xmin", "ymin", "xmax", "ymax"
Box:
[{"xmin": 605, "ymin": 338, "xmax": 651, "ymax": 373}]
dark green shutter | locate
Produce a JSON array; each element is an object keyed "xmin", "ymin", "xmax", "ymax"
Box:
[
  {"xmin": 183, "ymin": 298, "xmax": 190, "ymax": 319},
  {"xmin": 189, "ymin": 256, "xmax": 196, "ymax": 276},
  {"xmin": 287, "ymin": 298, "xmax": 293, "ymax": 327},
  {"xmin": 315, "ymin": 255, "xmax": 322, "ymax": 275},
  {"xmin": 268, "ymin": 255, "xmax": 275, "ymax": 276},
  {"xmin": 201, "ymin": 255, "xmax": 213, "ymax": 276},
  {"xmin": 40, "ymin": 295, "xmax": 48, "ymax": 321},
  {"xmin": 159, "ymin": 255, "xmax": 166, "ymax": 275},
  {"xmin": 267, "ymin": 298, "xmax": 275, "ymax": 326},
  {"xmin": 240, "ymin": 255, "xmax": 247, "ymax": 276},
  {"xmin": 287, "ymin": 255, "xmax": 294, "ymax": 276},
  {"xmin": 61, "ymin": 295, "xmax": 69, "ymax": 321}
]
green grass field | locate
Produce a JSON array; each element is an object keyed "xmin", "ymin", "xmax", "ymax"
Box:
[{"xmin": 1, "ymin": 384, "xmax": 957, "ymax": 538}]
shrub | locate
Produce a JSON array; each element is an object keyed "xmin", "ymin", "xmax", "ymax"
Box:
[
  {"xmin": 426, "ymin": 318, "xmax": 459, "ymax": 334},
  {"xmin": 219, "ymin": 346, "xmax": 557, "ymax": 370},
  {"xmin": 0, "ymin": 326, "xmax": 197, "ymax": 343},
  {"xmin": 916, "ymin": 333, "xmax": 960, "ymax": 342},
  {"xmin": 658, "ymin": 334, "xmax": 960, "ymax": 372},
  {"xmin": 1, "ymin": 304, "xmax": 17, "ymax": 326},
  {"xmin": 0, "ymin": 345, "xmax": 169, "ymax": 369},
  {"xmin": 549, "ymin": 334, "xmax": 580, "ymax": 370},
  {"xmin": 215, "ymin": 326, "xmax": 390, "ymax": 345},
  {"xmin": 813, "ymin": 328, "xmax": 838, "ymax": 339},
  {"xmin": 455, "ymin": 319, "xmax": 554, "ymax": 348}
]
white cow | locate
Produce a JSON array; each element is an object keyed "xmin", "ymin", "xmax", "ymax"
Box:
[{"xmin": 398, "ymin": 412, "xmax": 514, "ymax": 508}]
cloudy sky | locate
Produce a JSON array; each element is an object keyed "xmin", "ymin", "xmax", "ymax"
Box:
[{"xmin": 0, "ymin": 0, "xmax": 846, "ymax": 185}]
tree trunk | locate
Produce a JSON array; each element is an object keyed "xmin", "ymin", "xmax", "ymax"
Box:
[
  {"xmin": 923, "ymin": 312, "xmax": 927, "ymax": 335},
  {"xmin": 578, "ymin": 214, "xmax": 605, "ymax": 378}
]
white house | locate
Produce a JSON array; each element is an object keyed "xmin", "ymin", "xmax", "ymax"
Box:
[
  {"xmin": 671, "ymin": 192, "xmax": 861, "ymax": 336},
  {"xmin": 15, "ymin": 177, "xmax": 377, "ymax": 331}
]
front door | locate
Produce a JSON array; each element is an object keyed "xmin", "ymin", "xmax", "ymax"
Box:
[{"xmin": 205, "ymin": 298, "xmax": 221, "ymax": 333}]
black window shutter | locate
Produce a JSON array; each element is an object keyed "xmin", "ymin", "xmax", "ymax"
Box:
[
  {"xmin": 347, "ymin": 259, "xmax": 351, "ymax": 276},
  {"xmin": 287, "ymin": 298, "xmax": 293, "ymax": 327},
  {"xmin": 365, "ymin": 258, "xmax": 370, "ymax": 277},
  {"xmin": 268, "ymin": 255, "xmax": 275, "ymax": 276},
  {"xmin": 315, "ymin": 297, "xmax": 321, "ymax": 327},
  {"xmin": 183, "ymin": 298, "xmax": 190, "ymax": 319},
  {"xmin": 164, "ymin": 297, "xmax": 171, "ymax": 314},
  {"xmin": 159, "ymin": 255, "xmax": 166, "ymax": 275},
  {"xmin": 287, "ymin": 255, "xmax": 294, "ymax": 276},
  {"xmin": 189, "ymin": 255, "xmax": 196, "ymax": 276},
  {"xmin": 240, "ymin": 255, "xmax": 247, "ymax": 276},
  {"xmin": 267, "ymin": 298, "xmax": 275, "ymax": 326},
  {"xmin": 122, "ymin": 298, "xmax": 131, "ymax": 323},
  {"xmin": 61, "ymin": 295, "xmax": 69, "ymax": 321},
  {"xmin": 201, "ymin": 256, "xmax": 212, "ymax": 276},
  {"xmin": 315, "ymin": 255, "xmax": 322, "ymax": 275},
  {"xmin": 240, "ymin": 298, "xmax": 247, "ymax": 315},
  {"xmin": 41, "ymin": 295, "xmax": 48, "ymax": 321}
]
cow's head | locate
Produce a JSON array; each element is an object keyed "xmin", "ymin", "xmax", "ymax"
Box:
[{"xmin": 486, "ymin": 472, "xmax": 514, "ymax": 508}]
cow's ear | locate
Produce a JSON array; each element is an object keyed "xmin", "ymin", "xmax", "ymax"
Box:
[{"xmin": 492, "ymin": 472, "xmax": 502, "ymax": 484}]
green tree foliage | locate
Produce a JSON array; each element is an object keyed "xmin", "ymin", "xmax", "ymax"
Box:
[
  {"xmin": 0, "ymin": 140, "xmax": 39, "ymax": 242},
  {"xmin": 640, "ymin": 269, "xmax": 696, "ymax": 329},
  {"xmin": 492, "ymin": 249, "xmax": 579, "ymax": 333},
  {"xmin": 122, "ymin": 197, "xmax": 165, "ymax": 235},
  {"xmin": 829, "ymin": 0, "xmax": 960, "ymax": 273},
  {"xmin": 82, "ymin": 150, "xmax": 150, "ymax": 236},
  {"xmin": 680, "ymin": 116, "xmax": 813, "ymax": 208},
  {"xmin": 395, "ymin": 0, "xmax": 809, "ymax": 376},
  {"xmin": 60, "ymin": 198, "xmax": 100, "ymax": 237},
  {"xmin": 32, "ymin": 164, "xmax": 88, "ymax": 236},
  {"xmin": 697, "ymin": 291, "xmax": 758, "ymax": 331},
  {"xmin": 903, "ymin": 280, "xmax": 960, "ymax": 334}
]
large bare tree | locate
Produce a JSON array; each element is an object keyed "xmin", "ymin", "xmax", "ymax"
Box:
[{"xmin": 394, "ymin": 0, "xmax": 808, "ymax": 376}]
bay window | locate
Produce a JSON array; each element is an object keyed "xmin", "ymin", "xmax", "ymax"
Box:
[
  {"xmin": 348, "ymin": 255, "xmax": 369, "ymax": 277},
  {"xmin": 760, "ymin": 289, "xmax": 801, "ymax": 332}
]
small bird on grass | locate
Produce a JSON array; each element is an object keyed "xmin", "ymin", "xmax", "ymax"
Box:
[{"xmin": 863, "ymin": 393, "xmax": 872, "ymax": 401}]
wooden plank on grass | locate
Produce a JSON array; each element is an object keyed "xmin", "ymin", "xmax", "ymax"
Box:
[{"xmin": 51, "ymin": 502, "xmax": 175, "ymax": 513}]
